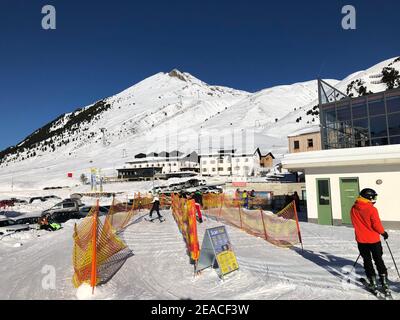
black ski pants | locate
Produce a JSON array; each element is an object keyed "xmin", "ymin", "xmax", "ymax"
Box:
[
  {"xmin": 358, "ymin": 241, "xmax": 387, "ymax": 279},
  {"xmin": 149, "ymin": 205, "xmax": 162, "ymax": 218}
]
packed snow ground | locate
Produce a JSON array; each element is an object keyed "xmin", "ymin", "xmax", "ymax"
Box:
[{"xmin": 1, "ymin": 206, "xmax": 399, "ymax": 300}]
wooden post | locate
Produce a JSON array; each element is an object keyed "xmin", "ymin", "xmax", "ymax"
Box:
[
  {"xmin": 238, "ymin": 200, "xmax": 243, "ymax": 229},
  {"xmin": 218, "ymin": 194, "xmax": 224, "ymax": 221},
  {"xmin": 90, "ymin": 200, "xmax": 99, "ymax": 294},
  {"xmin": 292, "ymin": 200, "xmax": 304, "ymax": 251},
  {"xmin": 260, "ymin": 209, "xmax": 268, "ymax": 241}
]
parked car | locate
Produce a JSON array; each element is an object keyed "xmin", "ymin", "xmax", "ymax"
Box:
[
  {"xmin": 43, "ymin": 195, "xmax": 62, "ymax": 201},
  {"xmin": 78, "ymin": 206, "xmax": 109, "ymax": 217},
  {"xmin": 10, "ymin": 214, "xmax": 42, "ymax": 230},
  {"xmin": 62, "ymin": 198, "xmax": 84, "ymax": 207},
  {"xmin": 10, "ymin": 198, "xmax": 28, "ymax": 204},
  {"xmin": 0, "ymin": 217, "xmax": 30, "ymax": 235},
  {"xmin": 29, "ymin": 197, "xmax": 45, "ymax": 204},
  {"xmin": 42, "ymin": 201, "xmax": 80, "ymax": 223}
]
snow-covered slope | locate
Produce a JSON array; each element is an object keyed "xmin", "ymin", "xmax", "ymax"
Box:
[{"xmin": 0, "ymin": 57, "xmax": 399, "ymax": 190}]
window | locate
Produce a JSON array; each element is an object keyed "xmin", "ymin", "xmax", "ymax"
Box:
[
  {"xmin": 202, "ymin": 161, "xmax": 207, "ymax": 165},
  {"xmin": 370, "ymin": 115, "xmax": 388, "ymax": 138},
  {"xmin": 294, "ymin": 140, "xmax": 300, "ymax": 149},
  {"xmin": 212, "ymin": 168, "xmax": 216, "ymax": 172},
  {"xmin": 218, "ymin": 168, "xmax": 224, "ymax": 171},
  {"xmin": 371, "ymin": 137, "xmax": 388, "ymax": 146},
  {"xmin": 389, "ymin": 135, "xmax": 400, "ymax": 144},
  {"xmin": 388, "ymin": 113, "xmax": 400, "ymax": 136},
  {"xmin": 227, "ymin": 167, "xmax": 232, "ymax": 171},
  {"xmin": 352, "ymin": 103, "xmax": 367, "ymax": 119},
  {"xmin": 336, "ymin": 104, "xmax": 351, "ymax": 121},
  {"xmin": 202, "ymin": 168, "xmax": 207, "ymax": 172},
  {"xmin": 387, "ymin": 96, "xmax": 400, "ymax": 114},
  {"xmin": 210, "ymin": 160, "xmax": 216, "ymax": 164},
  {"xmin": 317, "ymin": 180, "xmax": 330, "ymax": 205},
  {"xmin": 368, "ymin": 99, "xmax": 385, "ymax": 116},
  {"xmin": 324, "ymin": 106, "xmax": 336, "ymax": 126},
  {"xmin": 307, "ymin": 139, "xmax": 314, "ymax": 148},
  {"xmin": 218, "ymin": 159, "xmax": 224, "ymax": 164},
  {"xmin": 245, "ymin": 158, "xmax": 249, "ymax": 162}
]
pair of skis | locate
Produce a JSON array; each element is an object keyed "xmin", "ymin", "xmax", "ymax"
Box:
[
  {"xmin": 145, "ymin": 216, "xmax": 165, "ymax": 223},
  {"xmin": 359, "ymin": 278, "xmax": 393, "ymax": 300}
]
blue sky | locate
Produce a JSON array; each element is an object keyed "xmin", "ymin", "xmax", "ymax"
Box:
[{"xmin": 0, "ymin": 0, "xmax": 399, "ymax": 150}]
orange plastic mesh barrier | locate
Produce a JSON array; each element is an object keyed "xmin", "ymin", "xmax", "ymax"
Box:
[
  {"xmin": 72, "ymin": 201, "xmax": 132, "ymax": 292},
  {"xmin": 171, "ymin": 194, "xmax": 200, "ymax": 262},
  {"xmin": 107, "ymin": 198, "xmax": 137, "ymax": 232},
  {"xmin": 202, "ymin": 194, "xmax": 303, "ymax": 249}
]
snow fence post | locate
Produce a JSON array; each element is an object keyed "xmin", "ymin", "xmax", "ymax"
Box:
[
  {"xmin": 218, "ymin": 193, "xmax": 224, "ymax": 221},
  {"xmin": 260, "ymin": 209, "xmax": 268, "ymax": 241},
  {"xmin": 238, "ymin": 198, "xmax": 243, "ymax": 229},
  {"xmin": 90, "ymin": 199, "xmax": 99, "ymax": 294},
  {"xmin": 292, "ymin": 200, "xmax": 304, "ymax": 252}
]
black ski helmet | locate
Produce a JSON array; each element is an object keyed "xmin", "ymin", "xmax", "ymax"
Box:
[{"xmin": 360, "ymin": 188, "xmax": 378, "ymax": 201}]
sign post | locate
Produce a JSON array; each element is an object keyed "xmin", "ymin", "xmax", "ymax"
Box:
[{"xmin": 196, "ymin": 226, "xmax": 239, "ymax": 279}]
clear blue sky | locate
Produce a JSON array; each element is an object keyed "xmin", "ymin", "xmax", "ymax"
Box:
[{"xmin": 0, "ymin": 0, "xmax": 399, "ymax": 150}]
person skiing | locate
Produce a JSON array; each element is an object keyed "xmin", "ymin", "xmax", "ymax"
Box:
[
  {"xmin": 193, "ymin": 191, "xmax": 204, "ymax": 223},
  {"xmin": 250, "ymin": 190, "xmax": 257, "ymax": 208},
  {"xmin": 242, "ymin": 190, "xmax": 248, "ymax": 209},
  {"xmin": 350, "ymin": 188, "xmax": 389, "ymax": 295},
  {"xmin": 149, "ymin": 195, "xmax": 163, "ymax": 221}
]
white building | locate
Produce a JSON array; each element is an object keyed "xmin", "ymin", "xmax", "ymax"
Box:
[
  {"xmin": 199, "ymin": 149, "xmax": 261, "ymax": 177},
  {"xmin": 117, "ymin": 151, "xmax": 199, "ymax": 180},
  {"xmin": 125, "ymin": 152, "xmax": 199, "ymax": 174},
  {"xmin": 282, "ymin": 145, "xmax": 400, "ymax": 229}
]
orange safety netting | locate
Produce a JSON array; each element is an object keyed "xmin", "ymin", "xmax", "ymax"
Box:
[
  {"xmin": 202, "ymin": 194, "xmax": 303, "ymax": 249},
  {"xmin": 72, "ymin": 202, "xmax": 132, "ymax": 291},
  {"xmin": 171, "ymin": 194, "xmax": 200, "ymax": 262},
  {"xmin": 107, "ymin": 198, "xmax": 137, "ymax": 232}
]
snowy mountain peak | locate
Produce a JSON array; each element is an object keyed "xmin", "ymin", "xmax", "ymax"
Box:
[{"xmin": 168, "ymin": 69, "xmax": 189, "ymax": 82}]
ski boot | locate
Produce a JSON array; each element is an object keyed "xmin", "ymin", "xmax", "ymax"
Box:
[
  {"xmin": 367, "ymin": 276, "xmax": 379, "ymax": 295},
  {"xmin": 379, "ymin": 274, "xmax": 392, "ymax": 299}
]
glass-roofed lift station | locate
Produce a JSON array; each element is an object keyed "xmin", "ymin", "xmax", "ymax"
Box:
[{"xmin": 318, "ymin": 79, "xmax": 400, "ymax": 149}]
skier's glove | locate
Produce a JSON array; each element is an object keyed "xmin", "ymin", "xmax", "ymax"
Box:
[{"xmin": 381, "ymin": 231, "xmax": 389, "ymax": 240}]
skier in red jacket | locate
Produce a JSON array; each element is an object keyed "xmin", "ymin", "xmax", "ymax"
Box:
[{"xmin": 350, "ymin": 188, "xmax": 389, "ymax": 293}]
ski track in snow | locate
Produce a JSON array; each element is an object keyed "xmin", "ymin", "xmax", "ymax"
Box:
[{"xmin": 1, "ymin": 206, "xmax": 399, "ymax": 300}]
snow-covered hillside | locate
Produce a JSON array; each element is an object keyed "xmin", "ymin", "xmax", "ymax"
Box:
[{"xmin": 0, "ymin": 57, "xmax": 399, "ymax": 190}]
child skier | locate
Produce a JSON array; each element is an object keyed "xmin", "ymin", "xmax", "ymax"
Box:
[
  {"xmin": 350, "ymin": 188, "xmax": 389, "ymax": 295},
  {"xmin": 148, "ymin": 195, "xmax": 163, "ymax": 221}
]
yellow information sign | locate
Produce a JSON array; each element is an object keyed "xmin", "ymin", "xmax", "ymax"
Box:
[{"xmin": 216, "ymin": 250, "xmax": 239, "ymax": 276}]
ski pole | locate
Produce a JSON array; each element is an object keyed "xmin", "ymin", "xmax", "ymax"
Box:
[
  {"xmin": 347, "ymin": 254, "xmax": 361, "ymax": 280},
  {"xmin": 385, "ymin": 240, "xmax": 400, "ymax": 279}
]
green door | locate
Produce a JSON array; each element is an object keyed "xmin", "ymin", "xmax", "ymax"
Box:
[
  {"xmin": 339, "ymin": 178, "xmax": 359, "ymax": 225},
  {"xmin": 317, "ymin": 179, "xmax": 333, "ymax": 225}
]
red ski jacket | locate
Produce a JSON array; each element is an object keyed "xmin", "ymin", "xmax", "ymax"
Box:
[{"xmin": 350, "ymin": 197, "xmax": 385, "ymax": 244}]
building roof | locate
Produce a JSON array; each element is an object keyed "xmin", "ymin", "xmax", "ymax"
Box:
[
  {"xmin": 282, "ymin": 145, "xmax": 400, "ymax": 170},
  {"xmin": 199, "ymin": 148, "xmax": 261, "ymax": 158},
  {"xmin": 287, "ymin": 125, "xmax": 321, "ymax": 138},
  {"xmin": 260, "ymin": 152, "xmax": 275, "ymax": 159}
]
